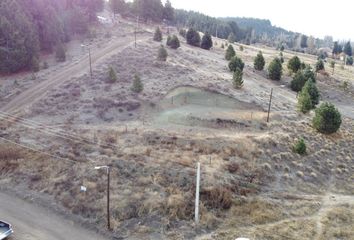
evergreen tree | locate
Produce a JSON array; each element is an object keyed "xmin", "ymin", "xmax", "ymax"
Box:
[
  {"xmin": 133, "ymin": 0, "xmax": 164, "ymax": 22},
  {"xmin": 254, "ymin": 51, "xmax": 265, "ymax": 71},
  {"xmin": 228, "ymin": 33, "xmax": 236, "ymax": 43},
  {"xmin": 303, "ymin": 65, "xmax": 316, "ymax": 82},
  {"xmin": 279, "ymin": 52, "xmax": 284, "ymax": 63},
  {"xmin": 55, "ymin": 44, "xmax": 66, "ymax": 62},
  {"xmin": 332, "ymin": 41, "xmax": 342, "ymax": 55},
  {"xmin": 315, "ymin": 59, "xmax": 325, "ymax": 72},
  {"xmin": 221, "ymin": 43, "xmax": 225, "ymax": 49},
  {"xmin": 232, "ymin": 68, "xmax": 244, "ymax": 89},
  {"xmin": 304, "ymin": 79, "xmax": 320, "ymax": 107},
  {"xmin": 293, "ymin": 138, "xmax": 307, "ymax": 155},
  {"xmin": 268, "ymin": 58, "xmax": 283, "ymax": 80},
  {"xmin": 131, "ymin": 74, "xmax": 143, "ymax": 93},
  {"xmin": 153, "ymin": 27, "xmax": 163, "ymax": 42},
  {"xmin": 343, "ymin": 41, "xmax": 352, "ymax": 56},
  {"xmin": 163, "ymin": 0, "xmax": 174, "ymax": 22},
  {"xmin": 186, "ymin": 28, "xmax": 201, "ymax": 47},
  {"xmin": 346, "ymin": 56, "xmax": 353, "ymax": 66},
  {"xmin": 287, "ymin": 56, "xmax": 301, "ymax": 73},
  {"xmin": 300, "ymin": 35, "xmax": 308, "ymax": 48},
  {"xmin": 109, "ymin": 0, "xmax": 127, "ymax": 16},
  {"xmin": 201, "ymin": 32, "xmax": 213, "ymax": 50},
  {"xmin": 157, "ymin": 45, "xmax": 168, "ymax": 61},
  {"xmin": 179, "ymin": 29, "xmax": 186, "ymax": 38},
  {"xmin": 290, "ymin": 70, "xmax": 306, "ymax": 92},
  {"xmin": 225, "ymin": 45, "xmax": 236, "ymax": 60},
  {"xmin": 167, "ymin": 35, "xmax": 180, "ymax": 49},
  {"xmin": 297, "ymin": 87, "xmax": 312, "ymax": 113},
  {"xmin": 108, "ymin": 67, "xmax": 117, "ymax": 82},
  {"xmin": 312, "ymin": 102, "xmax": 342, "ymax": 134},
  {"xmin": 229, "ymin": 56, "xmax": 245, "ymax": 72}
]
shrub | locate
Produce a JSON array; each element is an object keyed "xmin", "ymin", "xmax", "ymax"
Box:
[
  {"xmin": 293, "ymin": 138, "xmax": 307, "ymax": 155},
  {"xmin": 303, "ymin": 65, "xmax": 316, "ymax": 82},
  {"xmin": 315, "ymin": 59, "xmax": 325, "ymax": 72},
  {"xmin": 287, "ymin": 56, "xmax": 301, "ymax": 73},
  {"xmin": 55, "ymin": 44, "xmax": 66, "ymax": 62},
  {"xmin": 186, "ymin": 28, "xmax": 201, "ymax": 47},
  {"xmin": 268, "ymin": 58, "xmax": 283, "ymax": 80},
  {"xmin": 153, "ymin": 27, "xmax": 162, "ymax": 42},
  {"xmin": 201, "ymin": 32, "xmax": 213, "ymax": 50},
  {"xmin": 131, "ymin": 74, "xmax": 143, "ymax": 93},
  {"xmin": 290, "ymin": 70, "xmax": 306, "ymax": 92},
  {"xmin": 108, "ymin": 67, "xmax": 117, "ymax": 82},
  {"xmin": 167, "ymin": 35, "xmax": 180, "ymax": 49},
  {"xmin": 280, "ymin": 45, "xmax": 285, "ymax": 51},
  {"xmin": 232, "ymin": 68, "xmax": 243, "ymax": 89},
  {"xmin": 239, "ymin": 45, "xmax": 244, "ymax": 51},
  {"xmin": 312, "ymin": 102, "xmax": 342, "ymax": 134},
  {"xmin": 297, "ymin": 87, "xmax": 313, "ymax": 113},
  {"xmin": 225, "ymin": 45, "xmax": 236, "ymax": 60},
  {"xmin": 229, "ymin": 56, "xmax": 245, "ymax": 72},
  {"xmin": 157, "ymin": 45, "xmax": 168, "ymax": 61},
  {"xmin": 254, "ymin": 51, "xmax": 265, "ymax": 71},
  {"xmin": 346, "ymin": 56, "xmax": 353, "ymax": 66}
]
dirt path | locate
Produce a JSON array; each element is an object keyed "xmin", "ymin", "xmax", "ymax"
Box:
[
  {"xmin": 1, "ymin": 35, "xmax": 147, "ymax": 114},
  {"xmin": 0, "ymin": 192, "xmax": 110, "ymax": 240}
]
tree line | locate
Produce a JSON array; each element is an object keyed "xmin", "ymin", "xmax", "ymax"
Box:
[{"xmin": 0, "ymin": 0, "xmax": 103, "ymax": 73}]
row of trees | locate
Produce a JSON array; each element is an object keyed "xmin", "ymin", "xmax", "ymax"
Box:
[{"xmin": 0, "ymin": 0, "xmax": 103, "ymax": 73}]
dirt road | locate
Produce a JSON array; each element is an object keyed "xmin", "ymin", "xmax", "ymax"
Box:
[
  {"xmin": 0, "ymin": 192, "xmax": 109, "ymax": 240},
  {"xmin": 1, "ymin": 34, "xmax": 146, "ymax": 114}
]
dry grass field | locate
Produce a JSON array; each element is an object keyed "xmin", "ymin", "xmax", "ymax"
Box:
[{"xmin": 0, "ymin": 20, "xmax": 353, "ymax": 239}]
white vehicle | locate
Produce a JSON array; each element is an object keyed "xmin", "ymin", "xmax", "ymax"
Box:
[{"xmin": 0, "ymin": 221, "xmax": 13, "ymax": 239}]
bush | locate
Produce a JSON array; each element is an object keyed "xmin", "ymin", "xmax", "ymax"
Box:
[
  {"xmin": 346, "ymin": 56, "xmax": 353, "ymax": 66},
  {"xmin": 315, "ymin": 59, "xmax": 325, "ymax": 72},
  {"xmin": 228, "ymin": 56, "xmax": 244, "ymax": 72},
  {"xmin": 293, "ymin": 138, "xmax": 306, "ymax": 155},
  {"xmin": 232, "ymin": 68, "xmax": 243, "ymax": 89},
  {"xmin": 303, "ymin": 65, "xmax": 316, "ymax": 82},
  {"xmin": 186, "ymin": 28, "xmax": 201, "ymax": 47},
  {"xmin": 297, "ymin": 86, "xmax": 313, "ymax": 113},
  {"xmin": 287, "ymin": 56, "xmax": 301, "ymax": 73},
  {"xmin": 167, "ymin": 35, "xmax": 180, "ymax": 49},
  {"xmin": 290, "ymin": 70, "xmax": 306, "ymax": 92},
  {"xmin": 254, "ymin": 51, "xmax": 265, "ymax": 71},
  {"xmin": 239, "ymin": 45, "xmax": 244, "ymax": 51},
  {"xmin": 268, "ymin": 58, "xmax": 283, "ymax": 80},
  {"xmin": 225, "ymin": 45, "xmax": 235, "ymax": 60},
  {"xmin": 312, "ymin": 102, "xmax": 342, "ymax": 134},
  {"xmin": 153, "ymin": 27, "xmax": 162, "ymax": 42},
  {"xmin": 108, "ymin": 67, "xmax": 117, "ymax": 83},
  {"xmin": 55, "ymin": 44, "xmax": 66, "ymax": 62},
  {"xmin": 131, "ymin": 74, "xmax": 143, "ymax": 93},
  {"xmin": 157, "ymin": 45, "xmax": 168, "ymax": 61},
  {"xmin": 201, "ymin": 32, "xmax": 213, "ymax": 50}
]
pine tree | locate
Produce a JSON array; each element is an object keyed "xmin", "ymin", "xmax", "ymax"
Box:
[
  {"xmin": 254, "ymin": 51, "xmax": 265, "ymax": 71},
  {"xmin": 343, "ymin": 41, "xmax": 352, "ymax": 56},
  {"xmin": 186, "ymin": 28, "xmax": 201, "ymax": 47},
  {"xmin": 108, "ymin": 67, "xmax": 117, "ymax": 82},
  {"xmin": 304, "ymin": 79, "xmax": 320, "ymax": 107},
  {"xmin": 131, "ymin": 74, "xmax": 143, "ymax": 93},
  {"xmin": 315, "ymin": 59, "xmax": 325, "ymax": 72},
  {"xmin": 153, "ymin": 27, "xmax": 163, "ymax": 42},
  {"xmin": 163, "ymin": 0, "xmax": 174, "ymax": 22},
  {"xmin": 290, "ymin": 70, "xmax": 306, "ymax": 92},
  {"xmin": 167, "ymin": 35, "xmax": 180, "ymax": 49},
  {"xmin": 201, "ymin": 32, "xmax": 213, "ymax": 50},
  {"xmin": 287, "ymin": 56, "xmax": 301, "ymax": 73},
  {"xmin": 313, "ymin": 103, "xmax": 342, "ymax": 134},
  {"xmin": 157, "ymin": 45, "xmax": 168, "ymax": 61},
  {"xmin": 346, "ymin": 56, "xmax": 353, "ymax": 66},
  {"xmin": 297, "ymin": 87, "xmax": 312, "ymax": 113},
  {"xmin": 293, "ymin": 138, "xmax": 307, "ymax": 155},
  {"xmin": 225, "ymin": 45, "xmax": 236, "ymax": 60},
  {"xmin": 229, "ymin": 56, "xmax": 245, "ymax": 72},
  {"xmin": 232, "ymin": 68, "xmax": 244, "ymax": 89},
  {"xmin": 268, "ymin": 58, "xmax": 283, "ymax": 80},
  {"xmin": 303, "ymin": 65, "xmax": 316, "ymax": 82}
]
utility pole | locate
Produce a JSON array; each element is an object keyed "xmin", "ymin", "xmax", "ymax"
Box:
[
  {"xmin": 95, "ymin": 166, "xmax": 111, "ymax": 230},
  {"xmin": 267, "ymin": 88, "xmax": 273, "ymax": 123},
  {"xmin": 89, "ymin": 48, "xmax": 92, "ymax": 79},
  {"xmin": 195, "ymin": 162, "xmax": 200, "ymax": 224}
]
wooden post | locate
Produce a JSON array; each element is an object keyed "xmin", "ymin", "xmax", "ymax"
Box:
[
  {"xmin": 89, "ymin": 48, "xmax": 92, "ymax": 79},
  {"xmin": 195, "ymin": 162, "xmax": 200, "ymax": 224},
  {"xmin": 107, "ymin": 167, "xmax": 111, "ymax": 230},
  {"xmin": 267, "ymin": 88, "xmax": 273, "ymax": 123}
]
